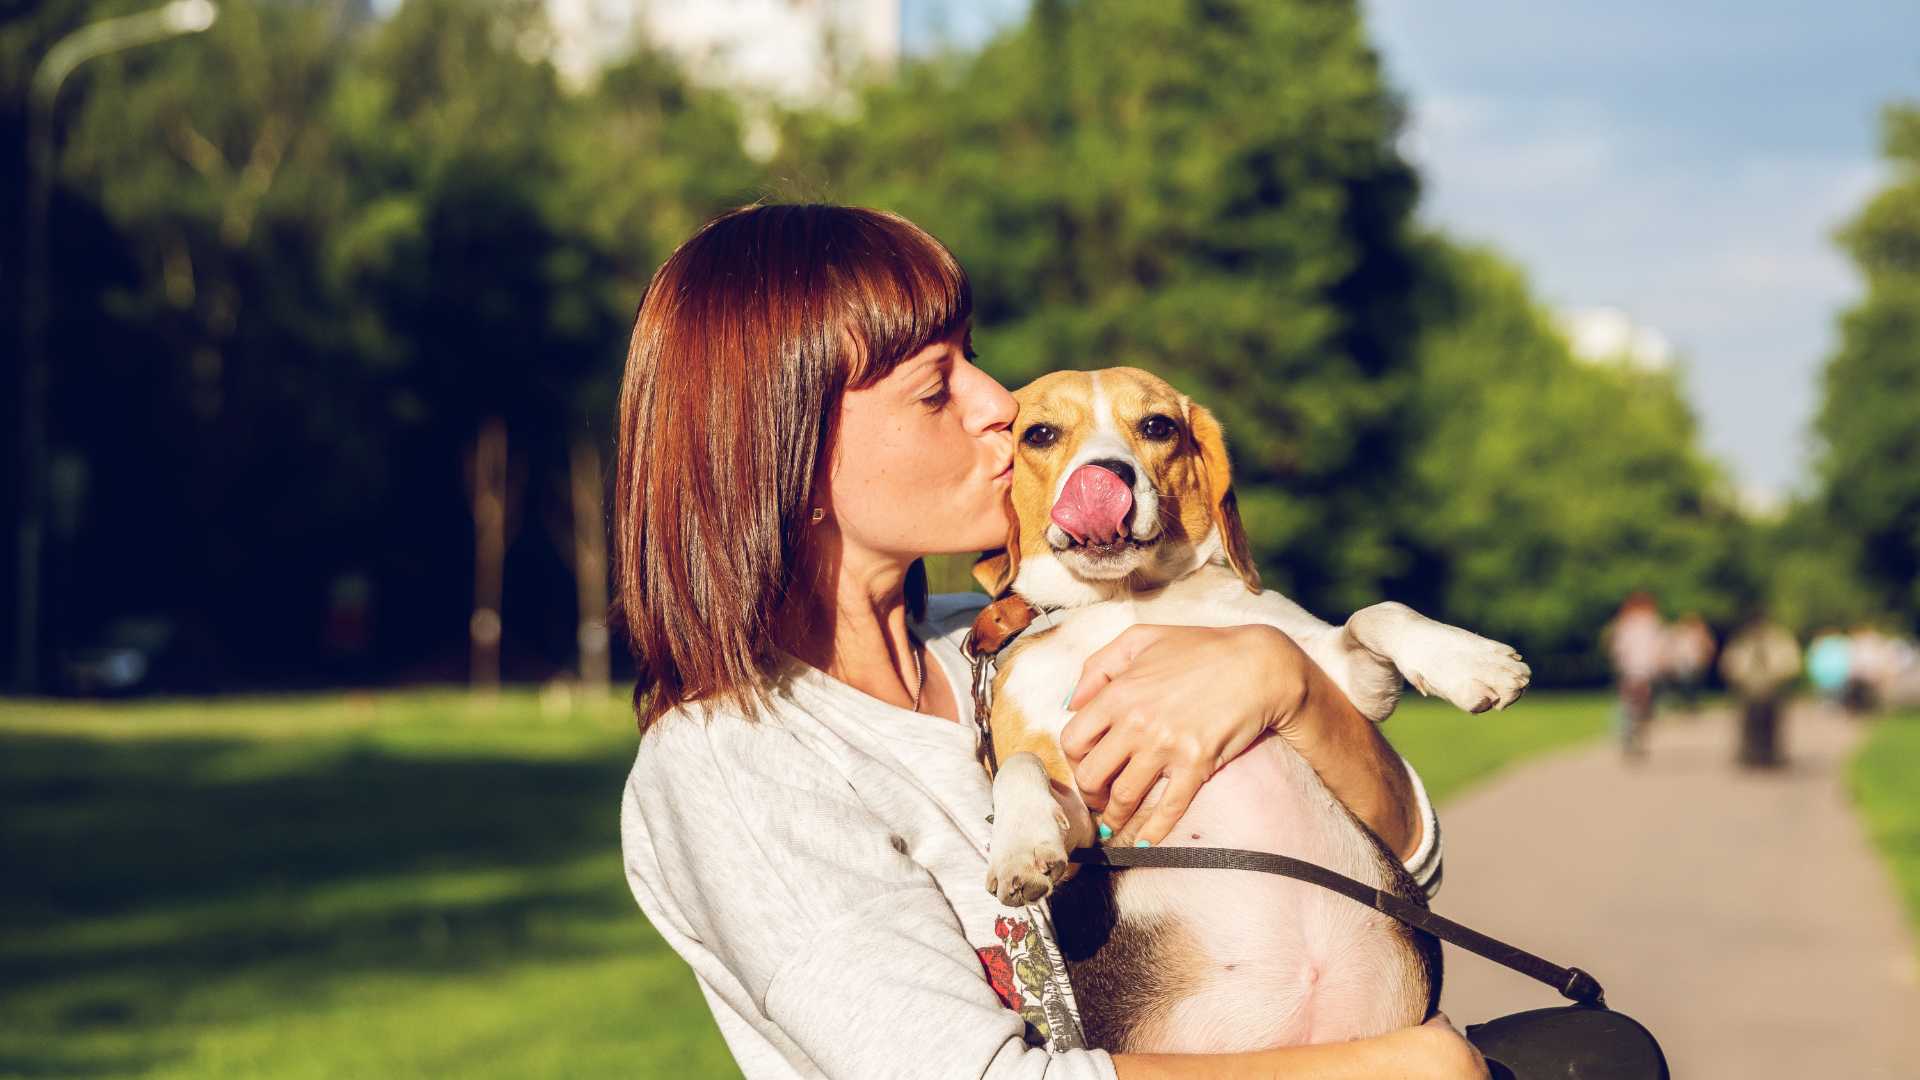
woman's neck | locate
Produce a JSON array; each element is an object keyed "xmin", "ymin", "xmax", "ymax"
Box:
[{"xmin": 780, "ymin": 546, "xmax": 921, "ymax": 707}]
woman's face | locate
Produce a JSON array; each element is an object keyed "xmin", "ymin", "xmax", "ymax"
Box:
[{"xmin": 823, "ymin": 329, "xmax": 1018, "ymax": 560}]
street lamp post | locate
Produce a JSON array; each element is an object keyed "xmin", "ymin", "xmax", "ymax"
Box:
[{"xmin": 14, "ymin": 0, "xmax": 218, "ymax": 694}]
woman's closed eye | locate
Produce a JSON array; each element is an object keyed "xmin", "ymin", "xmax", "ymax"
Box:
[{"xmin": 918, "ymin": 378, "xmax": 952, "ymax": 410}]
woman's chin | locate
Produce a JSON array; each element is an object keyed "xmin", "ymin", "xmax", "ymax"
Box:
[{"xmin": 920, "ymin": 527, "xmax": 1012, "ymax": 560}]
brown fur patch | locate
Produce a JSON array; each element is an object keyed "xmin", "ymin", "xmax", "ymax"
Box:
[
  {"xmin": 1049, "ymin": 869, "xmax": 1210, "ymax": 1052},
  {"xmin": 1004, "ymin": 368, "xmax": 1258, "ymax": 594},
  {"xmin": 1340, "ymin": 800, "xmax": 1444, "ymax": 1017}
]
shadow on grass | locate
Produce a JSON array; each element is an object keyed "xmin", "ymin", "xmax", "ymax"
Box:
[
  {"xmin": 3, "ymin": 733, "xmax": 630, "ymax": 923},
  {"xmin": 0, "ymin": 730, "xmax": 648, "ymax": 1074}
]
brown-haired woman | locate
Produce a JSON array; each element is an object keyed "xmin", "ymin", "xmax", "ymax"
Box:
[{"xmin": 615, "ymin": 204, "xmax": 1484, "ymax": 1079}]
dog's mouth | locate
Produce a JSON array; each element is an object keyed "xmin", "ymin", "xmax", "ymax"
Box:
[
  {"xmin": 1049, "ymin": 463, "xmax": 1158, "ymax": 558},
  {"xmin": 1063, "ymin": 533, "xmax": 1155, "ymax": 558}
]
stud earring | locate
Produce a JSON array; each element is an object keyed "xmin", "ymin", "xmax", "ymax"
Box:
[{"xmin": 809, "ymin": 508, "xmax": 825, "ymax": 524}]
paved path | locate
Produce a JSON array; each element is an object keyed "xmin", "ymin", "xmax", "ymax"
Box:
[{"xmin": 1433, "ymin": 703, "xmax": 1920, "ymax": 1079}]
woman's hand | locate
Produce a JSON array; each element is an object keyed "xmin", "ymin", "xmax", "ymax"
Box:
[
  {"xmin": 1060, "ymin": 623, "xmax": 1314, "ymax": 844},
  {"xmin": 1413, "ymin": 1013, "xmax": 1493, "ymax": 1079},
  {"xmin": 1112, "ymin": 1013, "xmax": 1489, "ymax": 1079}
]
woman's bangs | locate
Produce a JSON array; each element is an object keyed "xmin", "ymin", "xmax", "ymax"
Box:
[{"xmin": 839, "ymin": 213, "xmax": 973, "ymax": 388}]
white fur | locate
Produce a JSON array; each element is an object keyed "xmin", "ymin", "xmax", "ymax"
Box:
[
  {"xmin": 983, "ymin": 372, "xmax": 1533, "ymax": 1050},
  {"xmin": 985, "ymin": 752, "xmax": 1074, "ymax": 906}
]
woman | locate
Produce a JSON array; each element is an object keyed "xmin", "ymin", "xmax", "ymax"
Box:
[{"xmin": 614, "ymin": 204, "xmax": 1483, "ymax": 1079}]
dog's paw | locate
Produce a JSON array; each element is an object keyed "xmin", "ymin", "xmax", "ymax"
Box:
[
  {"xmin": 985, "ymin": 812, "xmax": 1071, "ymax": 906},
  {"xmin": 1400, "ymin": 625, "xmax": 1531, "ymax": 714}
]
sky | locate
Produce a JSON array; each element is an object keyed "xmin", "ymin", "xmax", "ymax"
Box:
[{"xmin": 914, "ymin": 0, "xmax": 1920, "ymax": 503}]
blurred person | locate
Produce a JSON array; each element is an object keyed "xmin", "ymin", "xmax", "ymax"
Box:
[
  {"xmin": 1886, "ymin": 636, "xmax": 1920, "ymax": 708},
  {"xmin": 612, "ymin": 206, "xmax": 1484, "ymax": 1080},
  {"xmin": 1847, "ymin": 624, "xmax": 1898, "ymax": 714},
  {"xmin": 1660, "ymin": 613, "xmax": 1716, "ymax": 713},
  {"xmin": 1603, "ymin": 592, "xmax": 1665, "ymax": 760},
  {"xmin": 1806, "ymin": 628, "xmax": 1854, "ymax": 716},
  {"xmin": 1718, "ymin": 612, "xmax": 1800, "ymax": 768}
]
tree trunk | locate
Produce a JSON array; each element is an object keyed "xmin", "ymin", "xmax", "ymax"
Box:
[
  {"xmin": 468, "ymin": 418, "xmax": 508, "ymax": 694},
  {"xmin": 569, "ymin": 437, "xmax": 610, "ymax": 694}
]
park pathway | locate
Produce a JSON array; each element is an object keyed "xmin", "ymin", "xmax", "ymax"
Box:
[{"xmin": 1432, "ymin": 703, "xmax": 1920, "ymax": 1079}]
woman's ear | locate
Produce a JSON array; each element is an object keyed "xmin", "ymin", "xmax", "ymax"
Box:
[
  {"xmin": 971, "ymin": 491, "xmax": 1023, "ymax": 597},
  {"xmin": 1185, "ymin": 401, "xmax": 1261, "ymax": 594}
]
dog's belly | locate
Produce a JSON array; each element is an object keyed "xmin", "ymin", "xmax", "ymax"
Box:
[
  {"xmin": 995, "ymin": 595, "xmax": 1434, "ymax": 1051},
  {"xmin": 1105, "ymin": 736, "xmax": 1432, "ymax": 1052}
]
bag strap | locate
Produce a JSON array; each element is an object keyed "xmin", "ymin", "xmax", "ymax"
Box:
[{"xmin": 1071, "ymin": 845, "xmax": 1607, "ymax": 1008}]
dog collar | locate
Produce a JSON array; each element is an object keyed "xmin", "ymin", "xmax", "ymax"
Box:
[{"xmin": 964, "ymin": 595, "xmax": 1040, "ymax": 658}]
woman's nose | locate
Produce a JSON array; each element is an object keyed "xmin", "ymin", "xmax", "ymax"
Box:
[{"xmin": 961, "ymin": 361, "xmax": 1017, "ymax": 432}]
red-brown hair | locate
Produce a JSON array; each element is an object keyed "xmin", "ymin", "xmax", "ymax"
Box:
[{"xmin": 613, "ymin": 205, "xmax": 972, "ymax": 732}]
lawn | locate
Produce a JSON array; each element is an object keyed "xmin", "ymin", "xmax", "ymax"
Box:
[
  {"xmin": 0, "ymin": 687, "xmax": 1608, "ymax": 1079},
  {"xmin": 1849, "ymin": 707, "xmax": 1920, "ymax": 931}
]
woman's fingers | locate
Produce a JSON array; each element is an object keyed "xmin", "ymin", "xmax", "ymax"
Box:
[
  {"xmin": 1066, "ymin": 625, "xmax": 1159, "ymax": 711},
  {"xmin": 1131, "ymin": 763, "xmax": 1206, "ymax": 846},
  {"xmin": 1069, "ymin": 719, "xmax": 1132, "ymax": 812},
  {"xmin": 1058, "ymin": 701, "xmax": 1114, "ymax": 766},
  {"xmin": 1100, "ymin": 751, "xmax": 1168, "ymax": 835}
]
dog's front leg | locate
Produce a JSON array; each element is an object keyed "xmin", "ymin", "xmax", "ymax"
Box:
[
  {"xmin": 986, "ymin": 751, "xmax": 1095, "ymax": 906},
  {"xmin": 1343, "ymin": 601, "xmax": 1531, "ymax": 715}
]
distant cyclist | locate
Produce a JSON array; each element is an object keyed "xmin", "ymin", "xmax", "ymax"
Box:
[{"xmin": 1604, "ymin": 592, "xmax": 1665, "ymax": 760}]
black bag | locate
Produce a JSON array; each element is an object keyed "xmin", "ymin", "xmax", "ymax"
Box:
[
  {"xmin": 1468, "ymin": 1005, "xmax": 1670, "ymax": 1080},
  {"xmin": 1072, "ymin": 846, "xmax": 1670, "ymax": 1080}
]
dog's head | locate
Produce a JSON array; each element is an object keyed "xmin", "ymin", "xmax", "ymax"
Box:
[{"xmin": 973, "ymin": 367, "xmax": 1259, "ymax": 608}]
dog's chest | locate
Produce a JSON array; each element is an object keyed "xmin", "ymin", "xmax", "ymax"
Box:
[{"xmin": 996, "ymin": 581, "xmax": 1268, "ymax": 740}]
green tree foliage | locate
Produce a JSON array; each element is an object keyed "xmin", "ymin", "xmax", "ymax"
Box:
[
  {"xmin": 1759, "ymin": 500, "xmax": 1882, "ymax": 635},
  {"xmin": 1815, "ymin": 103, "xmax": 1920, "ymax": 631},
  {"xmin": 10, "ymin": 0, "xmax": 756, "ymax": 682},
  {"xmin": 1403, "ymin": 240, "xmax": 1747, "ymax": 679},
  {"xmin": 6, "ymin": 0, "xmax": 1765, "ymax": 686},
  {"xmin": 780, "ymin": 0, "xmax": 1423, "ymax": 615}
]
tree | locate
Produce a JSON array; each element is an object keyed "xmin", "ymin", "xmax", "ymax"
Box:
[
  {"xmin": 1400, "ymin": 240, "xmax": 1747, "ymax": 680},
  {"xmin": 780, "ymin": 0, "xmax": 1424, "ymax": 616},
  {"xmin": 1814, "ymin": 102, "xmax": 1920, "ymax": 631},
  {"xmin": 16, "ymin": 0, "xmax": 760, "ymax": 686}
]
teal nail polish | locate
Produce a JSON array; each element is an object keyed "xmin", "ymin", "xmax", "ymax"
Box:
[
  {"xmin": 1097, "ymin": 823, "xmax": 1113, "ymax": 841},
  {"xmin": 1134, "ymin": 839, "xmax": 1152, "ymax": 848},
  {"xmin": 1062, "ymin": 690, "xmax": 1074, "ymax": 711}
]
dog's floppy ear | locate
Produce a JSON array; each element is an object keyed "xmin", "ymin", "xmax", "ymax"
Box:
[
  {"xmin": 971, "ymin": 490, "xmax": 1023, "ymax": 598},
  {"xmin": 1185, "ymin": 400, "xmax": 1261, "ymax": 594}
]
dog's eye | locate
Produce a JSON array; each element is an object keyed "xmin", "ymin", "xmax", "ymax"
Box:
[
  {"xmin": 1139, "ymin": 414, "xmax": 1179, "ymax": 441},
  {"xmin": 1021, "ymin": 424, "xmax": 1058, "ymax": 449}
]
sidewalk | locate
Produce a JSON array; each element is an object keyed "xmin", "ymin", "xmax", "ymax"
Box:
[{"xmin": 1432, "ymin": 704, "xmax": 1920, "ymax": 1079}]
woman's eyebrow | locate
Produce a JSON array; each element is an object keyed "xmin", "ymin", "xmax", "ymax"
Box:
[{"xmin": 903, "ymin": 351, "xmax": 954, "ymax": 384}]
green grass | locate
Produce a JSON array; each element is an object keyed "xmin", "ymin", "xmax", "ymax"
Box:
[
  {"xmin": 1849, "ymin": 708, "xmax": 1920, "ymax": 931},
  {"xmin": 1387, "ymin": 691, "xmax": 1612, "ymax": 805},
  {"xmin": 0, "ymin": 687, "xmax": 1608, "ymax": 1079}
]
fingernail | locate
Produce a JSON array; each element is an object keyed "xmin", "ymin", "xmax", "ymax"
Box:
[
  {"xmin": 1097, "ymin": 822, "xmax": 1113, "ymax": 841},
  {"xmin": 1062, "ymin": 690, "xmax": 1074, "ymax": 710},
  {"xmin": 1134, "ymin": 839, "xmax": 1151, "ymax": 848}
]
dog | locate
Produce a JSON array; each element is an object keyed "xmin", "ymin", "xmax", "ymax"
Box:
[{"xmin": 972, "ymin": 367, "xmax": 1530, "ymax": 1053}]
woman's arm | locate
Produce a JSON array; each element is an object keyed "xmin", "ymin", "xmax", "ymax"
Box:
[
  {"xmin": 1061, "ymin": 623, "xmax": 1426, "ymax": 860},
  {"xmin": 1115, "ymin": 1015, "xmax": 1487, "ymax": 1079},
  {"xmin": 627, "ymin": 731, "xmax": 1475, "ymax": 1079}
]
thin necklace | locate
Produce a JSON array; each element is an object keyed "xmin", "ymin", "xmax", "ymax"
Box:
[{"xmin": 907, "ymin": 633, "xmax": 926, "ymax": 713}]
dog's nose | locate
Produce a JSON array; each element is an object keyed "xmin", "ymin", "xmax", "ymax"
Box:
[{"xmin": 1087, "ymin": 458, "xmax": 1136, "ymax": 489}]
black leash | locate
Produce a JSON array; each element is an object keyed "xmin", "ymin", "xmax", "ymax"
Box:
[
  {"xmin": 1071, "ymin": 844, "xmax": 1607, "ymax": 1008},
  {"xmin": 962, "ymin": 598, "xmax": 1607, "ymax": 1011}
]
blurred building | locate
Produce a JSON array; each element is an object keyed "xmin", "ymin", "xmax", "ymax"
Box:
[{"xmin": 545, "ymin": 0, "xmax": 904, "ymax": 101}]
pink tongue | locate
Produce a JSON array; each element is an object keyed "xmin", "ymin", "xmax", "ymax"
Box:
[{"xmin": 1051, "ymin": 465, "xmax": 1134, "ymax": 545}]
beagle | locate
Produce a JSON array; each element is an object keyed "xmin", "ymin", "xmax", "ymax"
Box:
[{"xmin": 973, "ymin": 367, "xmax": 1530, "ymax": 1052}]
